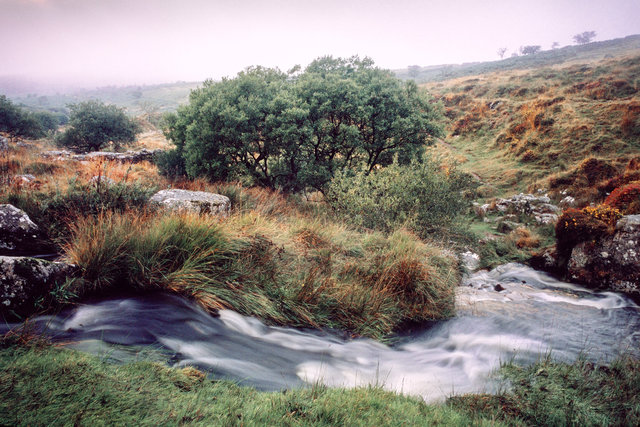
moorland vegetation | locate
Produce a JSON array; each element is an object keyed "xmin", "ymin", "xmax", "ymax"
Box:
[{"xmin": 1, "ymin": 41, "xmax": 640, "ymax": 425}]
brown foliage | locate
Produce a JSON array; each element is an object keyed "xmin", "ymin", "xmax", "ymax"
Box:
[{"xmin": 605, "ymin": 182, "xmax": 640, "ymax": 214}]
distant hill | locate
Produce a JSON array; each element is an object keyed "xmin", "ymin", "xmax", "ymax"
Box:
[
  {"xmin": 396, "ymin": 34, "xmax": 640, "ymax": 82},
  {"xmin": 5, "ymin": 81, "xmax": 201, "ymax": 117}
]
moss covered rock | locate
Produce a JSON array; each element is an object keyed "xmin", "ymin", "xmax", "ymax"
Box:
[{"xmin": 0, "ymin": 256, "xmax": 76, "ymax": 320}]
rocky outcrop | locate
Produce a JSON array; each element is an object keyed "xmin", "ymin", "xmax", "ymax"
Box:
[
  {"xmin": 89, "ymin": 175, "xmax": 116, "ymax": 187},
  {"xmin": 0, "ymin": 136, "xmax": 8, "ymax": 151},
  {"xmin": 488, "ymin": 193, "xmax": 561, "ymax": 225},
  {"xmin": 0, "ymin": 204, "xmax": 48, "ymax": 256},
  {"xmin": 13, "ymin": 174, "xmax": 36, "ymax": 185},
  {"xmin": 40, "ymin": 150, "xmax": 73, "ymax": 159},
  {"xmin": 1, "ymin": 256, "xmax": 76, "ymax": 319},
  {"xmin": 42, "ymin": 148, "xmax": 163, "ymax": 163},
  {"xmin": 73, "ymin": 149, "xmax": 162, "ymax": 163},
  {"xmin": 566, "ymin": 215, "xmax": 640, "ymax": 299},
  {"xmin": 149, "ymin": 189, "xmax": 231, "ymax": 215}
]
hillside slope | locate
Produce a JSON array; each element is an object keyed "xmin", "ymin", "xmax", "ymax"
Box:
[
  {"xmin": 397, "ymin": 34, "xmax": 640, "ymax": 82},
  {"xmin": 424, "ymin": 51, "xmax": 640, "ymax": 201}
]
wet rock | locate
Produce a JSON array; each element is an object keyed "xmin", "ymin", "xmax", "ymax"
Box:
[
  {"xmin": 149, "ymin": 189, "xmax": 231, "ymax": 215},
  {"xmin": 0, "ymin": 204, "xmax": 48, "ymax": 255},
  {"xmin": 529, "ymin": 248, "xmax": 560, "ymax": 274},
  {"xmin": 566, "ymin": 214, "xmax": 640, "ymax": 299},
  {"xmin": 0, "ymin": 256, "xmax": 76, "ymax": 320}
]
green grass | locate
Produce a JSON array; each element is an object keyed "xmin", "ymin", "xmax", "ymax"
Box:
[
  {"xmin": 0, "ymin": 345, "xmax": 485, "ymax": 427},
  {"xmin": 450, "ymin": 356, "xmax": 640, "ymax": 426},
  {"xmin": 2, "ymin": 342, "xmax": 638, "ymax": 426}
]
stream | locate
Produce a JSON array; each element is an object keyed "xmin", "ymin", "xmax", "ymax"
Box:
[{"xmin": 2, "ymin": 263, "xmax": 639, "ymax": 401}]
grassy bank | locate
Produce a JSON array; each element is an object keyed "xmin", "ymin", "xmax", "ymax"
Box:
[
  {"xmin": 2, "ymin": 342, "xmax": 638, "ymax": 426},
  {"xmin": 62, "ymin": 201, "xmax": 457, "ymax": 340}
]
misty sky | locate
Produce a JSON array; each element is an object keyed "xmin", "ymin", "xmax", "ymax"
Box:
[{"xmin": 1, "ymin": 0, "xmax": 640, "ymax": 88}]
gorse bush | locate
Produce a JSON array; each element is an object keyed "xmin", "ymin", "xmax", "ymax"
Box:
[
  {"xmin": 161, "ymin": 56, "xmax": 443, "ymax": 191},
  {"xmin": 605, "ymin": 182, "xmax": 640, "ymax": 214},
  {"xmin": 326, "ymin": 158, "xmax": 473, "ymax": 237},
  {"xmin": 555, "ymin": 204, "xmax": 622, "ymax": 255}
]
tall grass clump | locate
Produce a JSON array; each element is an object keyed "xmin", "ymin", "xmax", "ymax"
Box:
[{"xmin": 63, "ymin": 206, "xmax": 458, "ymax": 339}]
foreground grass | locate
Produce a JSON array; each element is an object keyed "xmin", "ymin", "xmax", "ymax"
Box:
[
  {"xmin": 0, "ymin": 345, "xmax": 480, "ymax": 427},
  {"xmin": 450, "ymin": 356, "xmax": 640, "ymax": 426},
  {"xmin": 2, "ymin": 343, "xmax": 638, "ymax": 426}
]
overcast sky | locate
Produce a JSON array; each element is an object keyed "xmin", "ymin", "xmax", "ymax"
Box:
[{"xmin": 1, "ymin": 0, "xmax": 640, "ymax": 88}]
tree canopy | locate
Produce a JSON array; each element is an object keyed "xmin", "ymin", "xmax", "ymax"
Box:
[
  {"xmin": 56, "ymin": 100, "xmax": 139, "ymax": 152},
  {"xmin": 161, "ymin": 56, "xmax": 443, "ymax": 192}
]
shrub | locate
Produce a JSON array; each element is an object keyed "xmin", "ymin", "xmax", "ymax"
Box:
[
  {"xmin": 605, "ymin": 182, "xmax": 640, "ymax": 214},
  {"xmin": 55, "ymin": 100, "xmax": 139, "ymax": 152},
  {"xmin": 555, "ymin": 205, "xmax": 621, "ymax": 255},
  {"xmin": 326, "ymin": 158, "xmax": 473, "ymax": 237},
  {"xmin": 61, "ymin": 208, "xmax": 458, "ymax": 339},
  {"xmin": 162, "ymin": 57, "xmax": 443, "ymax": 191}
]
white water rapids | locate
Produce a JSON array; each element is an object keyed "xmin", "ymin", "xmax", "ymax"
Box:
[{"xmin": 3, "ymin": 263, "xmax": 639, "ymax": 401}]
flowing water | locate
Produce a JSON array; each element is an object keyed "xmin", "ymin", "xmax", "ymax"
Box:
[{"xmin": 3, "ymin": 264, "xmax": 639, "ymax": 401}]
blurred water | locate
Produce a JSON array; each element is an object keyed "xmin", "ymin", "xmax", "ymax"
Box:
[{"xmin": 4, "ymin": 263, "xmax": 639, "ymax": 401}]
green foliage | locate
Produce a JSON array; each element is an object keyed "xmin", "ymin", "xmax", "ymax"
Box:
[
  {"xmin": 161, "ymin": 56, "xmax": 443, "ymax": 191},
  {"xmin": 55, "ymin": 100, "xmax": 139, "ymax": 152},
  {"xmin": 0, "ymin": 95, "xmax": 61, "ymax": 139},
  {"xmin": 326, "ymin": 158, "xmax": 473, "ymax": 237}
]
